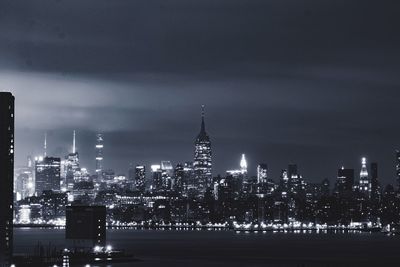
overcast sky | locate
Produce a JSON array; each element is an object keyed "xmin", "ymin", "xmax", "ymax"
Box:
[{"xmin": 1, "ymin": 0, "xmax": 400, "ymax": 184}]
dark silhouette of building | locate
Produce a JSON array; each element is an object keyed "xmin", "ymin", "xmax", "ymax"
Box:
[
  {"xmin": 66, "ymin": 206, "xmax": 107, "ymax": 248},
  {"xmin": 35, "ymin": 156, "xmax": 61, "ymax": 195},
  {"xmin": 0, "ymin": 92, "xmax": 14, "ymax": 267},
  {"xmin": 396, "ymin": 150, "xmax": 400, "ymax": 191},
  {"xmin": 335, "ymin": 168, "xmax": 354, "ymax": 197},
  {"xmin": 370, "ymin": 162, "xmax": 380, "ymax": 202},
  {"xmin": 193, "ymin": 105, "xmax": 212, "ymax": 196}
]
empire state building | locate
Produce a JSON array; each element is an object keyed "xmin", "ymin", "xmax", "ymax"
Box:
[{"xmin": 193, "ymin": 105, "xmax": 212, "ymax": 195}]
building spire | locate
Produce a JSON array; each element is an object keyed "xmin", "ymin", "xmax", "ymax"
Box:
[
  {"xmin": 44, "ymin": 132, "xmax": 47, "ymax": 157},
  {"xmin": 73, "ymin": 130, "xmax": 76, "ymax": 154},
  {"xmin": 201, "ymin": 105, "xmax": 206, "ymax": 133}
]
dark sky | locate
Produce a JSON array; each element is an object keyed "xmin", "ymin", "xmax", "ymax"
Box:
[{"xmin": 1, "ymin": 0, "xmax": 400, "ymax": 184}]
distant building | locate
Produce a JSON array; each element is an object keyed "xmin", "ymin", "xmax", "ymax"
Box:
[
  {"xmin": 257, "ymin": 164, "xmax": 268, "ymax": 185},
  {"xmin": 66, "ymin": 206, "xmax": 106, "ymax": 248},
  {"xmin": 135, "ymin": 165, "xmax": 146, "ymax": 193},
  {"xmin": 95, "ymin": 134, "xmax": 104, "ymax": 177},
  {"xmin": 183, "ymin": 162, "xmax": 194, "ymax": 195},
  {"xmin": 359, "ymin": 157, "xmax": 370, "ymax": 196},
  {"xmin": 35, "ymin": 156, "xmax": 61, "ymax": 195},
  {"xmin": 370, "ymin": 162, "xmax": 380, "ymax": 202},
  {"xmin": 335, "ymin": 167, "xmax": 354, "ymax": 197},
  {"xmin": 193, "ymin": 105, "xmax": 212, "ymax": 196},
  {"xmin": 0, "ymin": 92, "xmax": 14, "ymax": 266},
  {"xmin": 161, "ymin": 161, "xmax": 173, "ymax": 190},
  {"xmin": 174, "ymin": 164, "xmax": 184, "ymax": 193},
  {"xmin": 151, "ymin": 164, "xmax": 163, "ymax": 192}
]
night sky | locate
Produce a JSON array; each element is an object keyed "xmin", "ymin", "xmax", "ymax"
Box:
[{"xmin": 1, "ymin": 0, "xmax": 400, "ymax": 184}]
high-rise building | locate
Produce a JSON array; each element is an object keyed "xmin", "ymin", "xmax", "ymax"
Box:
[
  {"xmin": 0, "ymin": 92, "xmax": 14, "ymax": 267},
  {"xmin": 95, "ymin": 134, "xmax": 104, "ymax": 176},
  {"xmin": 35, "ymin": 156, "xmax": 61, "ymax": 195},
  {"xmin": 288, "ymin": 164, "xmax": 304, "ymax": 195},
  {"xmin": 135, "ymin": 165, "xmax": 146, "ymax": 193},
  {"xmin": 193, "ymin": 105, "xmax": 212, "ymax": 195},
  {"xmin": 359, "ymin": 157, "xmax": 370, "ymax": 196},
  {"xmin": 161, "ymin": 161, "xmax": 173, "ymax": 190},
  {"xmin": 370, "ymin": 162, "xmax": 380, "ymax": 201},
  {"xmin": 151, "ymin": 164, "xmax": 162, "ymax": 192},
  {"xmin": 183, "ymin": 161, "xmax": 194, "ymax": 194},
  {"xmin": 174, "ymin": 163, "xmax": 184, "ymax": 193},
  {"xmin": 240, "ymin": 154, "xmax": 248, "ymax": 175},
  {"xmin": 257, "ymin": 164, "xmax": 268, "ymax": 184},
  {"xmin": 335, "ymin": 167, "xmax": 354, "ymax": 196}
]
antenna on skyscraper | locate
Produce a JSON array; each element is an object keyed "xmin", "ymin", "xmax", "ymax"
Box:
[
  {"xmin": 44, "ymin": 132, "xmax": 47, "ymax": 157},
  {"xmin": 73, "ymin": 130, "xmax": 76, "ymax": 154}
]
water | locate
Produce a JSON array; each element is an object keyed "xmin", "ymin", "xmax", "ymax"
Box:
[{"xmin": 14, "ymin": 228, "xmax": 400, "ymax": 266}]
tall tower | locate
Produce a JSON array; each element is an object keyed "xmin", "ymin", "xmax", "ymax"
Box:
[
  {"xmin": 193, "ymin": 105, "xmax": 212, "ymax": 195},
  {"xmin": 44, "ymin": 132, "xmax": 47, "ymax": 157},
  {"xmin": 240, "ymin": 154, "xmax": 248, "ymax": 175},
  {"xmin": 95, "ymin": 134, "xmax": 104, "ymax": 176},
  {"xmin": 0, "ymin": 92, "xmax": 14, "ymax": 266},
  {"xmin": 359, "ymin": 157, "xmax": 370, "ymax": 196},
  {"xmin": 72, "ymin": 130, "xmax": 76, "ymax": 154}
]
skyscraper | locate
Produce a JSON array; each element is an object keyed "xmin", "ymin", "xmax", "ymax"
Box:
[
  {"xmin": 135, "ymin": 165, "xmax": 146, "ymax": 193},
  {"xmin": 335, "ymin": 167, "xmax": 354, "ymax": 196},
  {"xmin": 240, "ymin": 154, "xmax": 248, "ymax": 175},
  {"xmin": 359, "ymin": 157, "xmax": 370, "ymax": 196},
  {"xmin": 370, "ymin": 162, "xmax": 380, "ymax": 201},
  {"xmin": 95, "ymin": 134, "xmax": 104, "ymax": 176},
  {"xmin": 257, "ymin": 164, "xmax": 268, "ymax": 184},
  {"xmin": 35, "ymin": 156, "xmax": 61, "ymax": 194},
  {"xmin": 64, "ymin": 131, "xmax": 80, "ymax": 190},
  {"xmin": 193, "ymin": 105, "xmax": 212, "ymax": 195},
  {"xmin": 0, "ymin": 92, "xmax": 14, "ymax": 267}
]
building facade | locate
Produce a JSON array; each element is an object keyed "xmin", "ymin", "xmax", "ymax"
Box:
[
  {"xmin": 35, "ymin": 156, "xmax": 61, "ymax": 195},
  {"xmin": 0, "ymin": 92, "xmax": 14, "ymax": 267}
]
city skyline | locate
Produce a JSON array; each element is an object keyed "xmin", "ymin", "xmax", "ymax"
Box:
[{"xmin": 9, "ymin": 106, "xmax": 400, "ymax": 186}]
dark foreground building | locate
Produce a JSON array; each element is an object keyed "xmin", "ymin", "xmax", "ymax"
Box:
[
  {"xmin": 66, "ymin": 206, "xmax": 107, "ymax": 248},
  {"xmin": 0, "ymin": 92, "xmax": 14, "ymax": 267}
]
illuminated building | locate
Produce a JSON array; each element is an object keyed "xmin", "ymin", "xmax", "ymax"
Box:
[
  {"xmin": 35, "ymin": 156, "xmax": 61, "ymax": 194},
  {"xmin": 257, "ymin": 164, "xmax": 268, "ymax": 184},
  {"xmin": 161, "ymin": 161, "xmax": 173, "ymax": 190},
  {"xmin": 288, "ymin": 164, "xmax": 305, "ymax": 195},
  {"xmin": 193, "ymin": 105, "xmax": 212, "ymax": 195},
  {"xmin": 95, "ymin": 134, "xmax": 104, "ymax": 177},
  {"xmin": 174, "ymin": 164, "xmax": 184, "ymax": 193},
  {"xmin": 151, "ymin": 164, "xmax": 162, "ymax": 192},
  {"xmin": 63, "ymin": 131, "xmax": 80, "ymax": 190},
  {"xmin": 359, "ymin": 157, "xmax": 370, "ymax": 196},
  {"xmin": 135, "ymin": 165, "xmax": 146, "ymax": 193},
  {"xmin": 184, "ymin": 161, "xmax": 194, "ymax": 193},
  {"xmin": 0, "ymin": 92, "xmax": 14, "ymax": 266},
  {"xmin": 240, "ymin": 154, "xmax": 248, "ymax": 174}
]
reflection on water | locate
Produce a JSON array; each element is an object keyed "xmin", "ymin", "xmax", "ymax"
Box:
[{"xmin": 14, "ymin": 228, "xmax": 400, "ymax": 267}]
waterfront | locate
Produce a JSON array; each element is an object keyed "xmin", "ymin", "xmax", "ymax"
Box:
[{"xmin": 14, "ymin": 228, "xmax": 400, "ymax": 267}]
